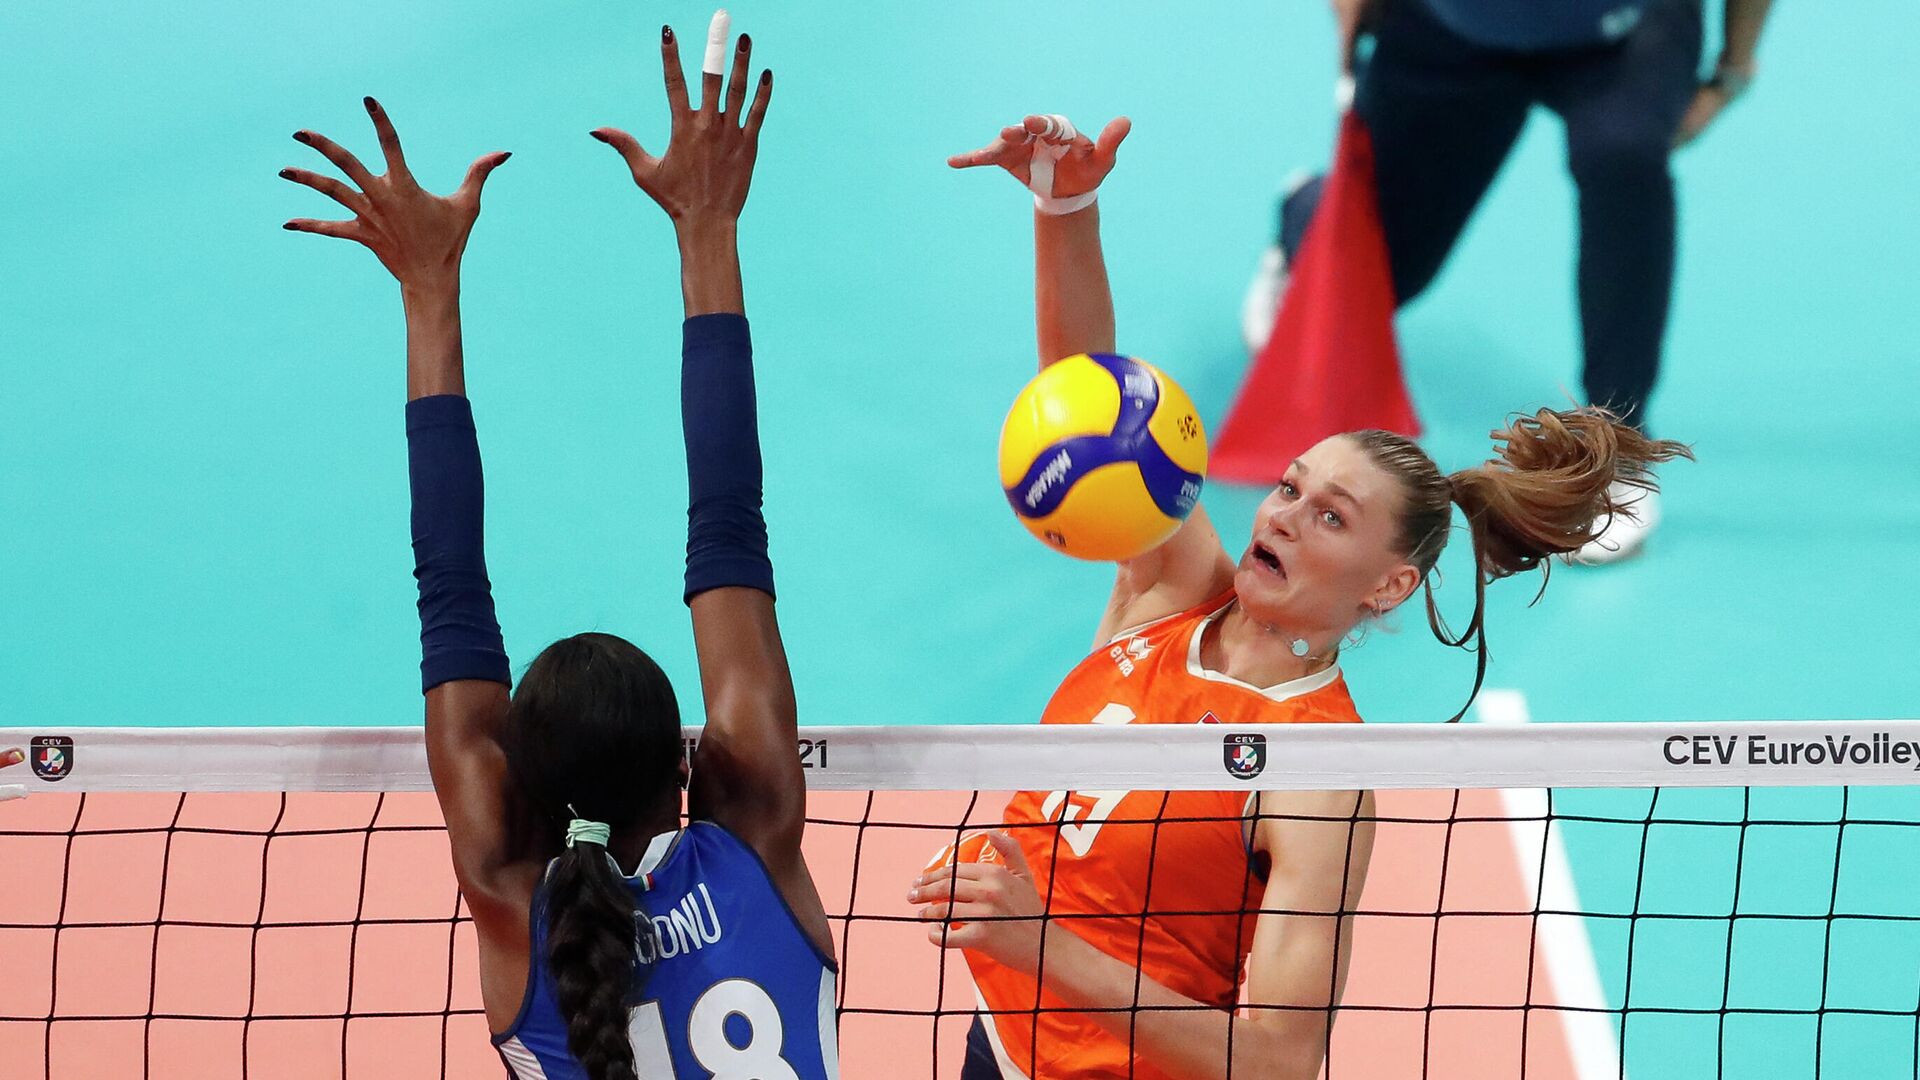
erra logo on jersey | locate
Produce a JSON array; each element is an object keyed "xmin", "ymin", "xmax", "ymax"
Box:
[
  {"xmin": 1108, "ymin": 636, "xmax": 1154, "ymax": 677},
  {"xmin": 635, "ymin": 883, "xmax": 725, "ymax": 962}
]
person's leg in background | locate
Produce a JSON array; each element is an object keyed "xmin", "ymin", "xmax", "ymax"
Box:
[
  {"xmin": 1541, "ymin": 0, "xmax": 1705, "ymax": 430},
  {"xmin": 1243, "ymin": 0, "xmax": 1532, "ymax": 351},
  {"xmin": 1536, "ymin": 0, "xmax": 1703, "ymax": 561}
]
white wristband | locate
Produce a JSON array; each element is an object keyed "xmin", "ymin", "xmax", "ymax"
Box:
[
  {"xmin": 1026, "ymin": 114, "xmax": 1099, "ymax": 216},
  {"xmin": 0, "ymin": 784, "xmax": 25, "ymax": 803},
  {"xmin": 1035, "ymin": 190, "xmax": 1098, "ymax": 216}
]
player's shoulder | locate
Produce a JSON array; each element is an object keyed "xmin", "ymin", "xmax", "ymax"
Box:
[
  {"xmin": 1103, "ymin": 587, "xmax": 1236, "ymax": 648},
  {"xmin": 627, "ymin": 821, "xmax": 756, "ymax": 887},
  {"xmin": 1165, "ymin": 641, "xmax": 1363, "ymax": 726},
  {"xmin": 1236, "ymin": 666, "xmax": 1363, "ymax": 724},
  {"xmin": 1046, "ymin": 590, "xmax": 1240, "ymax": 726},
  {"xmin": 678, "ymin": 819, "xmax": 767, "ymax": 864},
  {"xmin": 1296, "ymin": 668, "xmax": 1362, "ymax": 722}
]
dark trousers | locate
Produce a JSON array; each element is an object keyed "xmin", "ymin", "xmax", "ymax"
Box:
[
  {"xmin": 1281, "ymin": 0, "xmax": 1703, "ymax": 430},
  {"xmin": 960, "ymin": 1016, "xmax": 1004, "ymax": 1079}
]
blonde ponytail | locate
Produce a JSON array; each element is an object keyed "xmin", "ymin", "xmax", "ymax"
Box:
[{"xmin": 1351, "ymin": 408, "xmax": 1692, "ymax": 720}]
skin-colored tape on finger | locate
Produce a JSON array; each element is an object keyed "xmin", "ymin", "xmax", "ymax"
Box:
[{"xmin": 703, "ymin": 9, "xmax": 732, "ymax": 76}]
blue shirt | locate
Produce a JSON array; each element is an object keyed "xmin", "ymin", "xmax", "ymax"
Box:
[
  {"xmin": 1419, "ymin": 0, "xmax": 1649, "ymax": 50},
  {"xmin": 495, "ymin": 822, "xmax": 839, "ymax": 1079}
]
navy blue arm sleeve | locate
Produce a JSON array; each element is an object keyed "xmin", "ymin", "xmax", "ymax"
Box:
[
  {"xmin": 682, "ymin": 313, "xmax": 775, "ymax": 604},
  {"xmin": 407, "ymin": 394, "xmax": 511, "ymax": 692}
]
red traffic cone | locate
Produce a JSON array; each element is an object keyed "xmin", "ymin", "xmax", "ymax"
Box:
[{"xmin": 1211, "ymin": 110, "xmax": 1421, "ymax": 485}]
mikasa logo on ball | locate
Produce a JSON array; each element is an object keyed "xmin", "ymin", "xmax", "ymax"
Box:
[{"xmin": 1024, "ymin": 448, "xmax": 1074, "ymax": 509}]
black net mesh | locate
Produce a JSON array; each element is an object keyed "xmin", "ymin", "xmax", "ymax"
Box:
[{"xmin": 5, "ymin": 775, "xmax": 1920, "ymax": 1078}]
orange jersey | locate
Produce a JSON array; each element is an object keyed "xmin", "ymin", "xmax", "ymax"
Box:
[{"xmin": 967, "ymin": 591, "xmax": 1362, "ymax": 1080}]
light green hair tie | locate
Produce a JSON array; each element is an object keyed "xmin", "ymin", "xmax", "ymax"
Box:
[{"xmin": 564, "ymin": 812, "xmax": 611, "ymax": 849}]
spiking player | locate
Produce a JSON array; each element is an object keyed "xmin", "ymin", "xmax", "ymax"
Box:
[
  {"xmin": 281, "ymin": 13, "xmax": 837, "ymax": 1080},
  {"xmin": 911, "ymin": 112, "xmax": 1688, "ymax": 1080}
]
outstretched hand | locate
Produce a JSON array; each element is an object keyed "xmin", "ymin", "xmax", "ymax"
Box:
[
  {"xmin": 947, "ymin": 114, "xmax": 1131, "ymax": 201},
  {"xmin": 281, "ymin": 97, "xmax": 510, "ymax": 293},
  {"xmin": 591, "ymin": 19, "xmax": 772, "ymax": 233},
  {"xmin": 910, "ymin": 831, "xmax": 1049, "ymax": 973}
]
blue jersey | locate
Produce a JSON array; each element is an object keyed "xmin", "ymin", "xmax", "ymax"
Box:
[
  {"xmin": 495, "ymin": 822, "xmax": 839, "ymax": 1079},
  {"xmin": 1420, "ymin": 0, "xmax": 1650, "ymax": 50}
]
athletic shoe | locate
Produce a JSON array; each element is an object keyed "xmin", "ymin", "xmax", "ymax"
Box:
[
  {"xmin": 1572, "ymin": 482, "xmax": 1661, "ymax": 564},
  {"xmin": 1240, "ymin": 245, "xmax": 1290, "ymax": 355},
  {"xmin": 1239, "ymin": 172, "xmax": 1315, "ymax": 355}
]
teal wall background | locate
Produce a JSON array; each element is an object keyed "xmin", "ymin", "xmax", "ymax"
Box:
[{"xmin": 3, "ymin": 1, "xmax": 1916, "ymax": 731}]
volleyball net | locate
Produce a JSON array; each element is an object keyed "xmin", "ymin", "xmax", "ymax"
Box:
[{"xmin": 5, "ymin": 718, "xmax": 1920, "ymax": 1079}]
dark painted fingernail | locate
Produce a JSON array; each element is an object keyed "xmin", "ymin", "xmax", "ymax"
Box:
[
  {"xmin": 277, "ymin": 168, "xmax": 294, "ymax": 179},
  {"xmin": 739, "ymin": 34, "xmax": 751, "ymax": 50},
  {"xmin": 282, "ymin": 222, "xmax": 297, "ymax": 230},
  {"xmin": 293, "ymin": 131, "xmax": 310, "ymax": 143},
  {"xmin": 589, "ymin": 130, "xmax": 610, "ymax": 143},
  {"xmin": 662, "ymin": 25, "xmax": 673, "ymax": 42},
  {"xmin": 363, "ymin": 96, "xmax": 377, "ymax": 111},
  {"xmin": 761, "ymin": 70, "xmax": 772, "ymax": 86},
  {"xmin": 499, "ymin": 151, "xmax": 511, "ymax": 161}
]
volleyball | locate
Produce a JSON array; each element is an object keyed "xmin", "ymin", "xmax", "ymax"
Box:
[
  {"xmin": 923, "ymin": 830, "xmax": 1000, "ymax": 873},
  {"xmin": 997, "ymin": 353, "xmax": 1208, "ymax": 562},
  {"xmin": 921, "ymin": 831, "xmax": 1003, "ymax": 932}
]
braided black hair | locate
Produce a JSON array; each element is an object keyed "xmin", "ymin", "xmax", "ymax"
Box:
[{"xmin": 505, "ymin": 633, "xmax": 684, "ymax": 1080}]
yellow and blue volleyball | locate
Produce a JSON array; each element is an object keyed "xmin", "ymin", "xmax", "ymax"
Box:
[{"xmin": 997, "ymin": 353, "xmax": 1208, "ymax": 562}]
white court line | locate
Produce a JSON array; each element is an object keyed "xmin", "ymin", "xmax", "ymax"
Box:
[{"xmin": 1475, "ymin": 689, "xmax": 1625, "ymax": 1080}]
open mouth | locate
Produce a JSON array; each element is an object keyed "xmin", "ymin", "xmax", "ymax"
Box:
[{"xmin": 1251, "ymin": 542, "xmax": 1286, "ymax": 579}]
